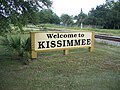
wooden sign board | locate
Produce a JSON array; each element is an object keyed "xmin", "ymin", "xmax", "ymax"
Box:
[{"xmin": 30, "ymin": 31, "xmax": 94, "ymax": 59}]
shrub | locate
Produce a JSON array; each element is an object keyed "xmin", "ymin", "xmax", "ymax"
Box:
[{"xmin": 1, "ymin": 35, "xmax": 31, "ymax": 64}]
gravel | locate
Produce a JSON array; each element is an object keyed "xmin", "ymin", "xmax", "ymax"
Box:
[{"xmin": 95, "ymin": 38, "xmax": 120, "ymax": 46}]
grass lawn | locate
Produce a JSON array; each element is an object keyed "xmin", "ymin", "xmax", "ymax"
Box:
[
  {"xmin": 40, "ymin": 24, "xmax": 120, "ymax": 36},
  {"xmin": 0, "ymin": 40, "xmax": 120, "ymax": 90}
]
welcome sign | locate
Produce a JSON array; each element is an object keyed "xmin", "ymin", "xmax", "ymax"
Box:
[{"xmin": 30, "ymin": 31, "xmax": 94, "ymax": 59}]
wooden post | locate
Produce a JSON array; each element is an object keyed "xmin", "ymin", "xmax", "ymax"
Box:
[
  {"xmin": 31, "ymin": 51, "xmax": 37, "ymax": 59},
  {"xmin": 89, "ymin": 32, "xmax": 94, "ymax": 52},
  {"xmin": 63, "ymin": 49, "xmax": 69, "ymax": 55},
  {"xmin": 30, "ymin": 32, "xmax": 37, "ymax": 59}
]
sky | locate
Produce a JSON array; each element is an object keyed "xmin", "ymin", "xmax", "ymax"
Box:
[{"xmin": 52, "ymin": 0, "xmax": 106, "ymax": 16}]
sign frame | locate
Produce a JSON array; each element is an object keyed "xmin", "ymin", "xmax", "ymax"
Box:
[{"xmin": 30, "ymin": 31, "xmax": 94, "ymax": 59}]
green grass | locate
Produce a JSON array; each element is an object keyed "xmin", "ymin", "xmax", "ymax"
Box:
[
  {"xmin": 83, "ymin": 28, "xmax": 120, "ymax": 36},
  {"xmin": 0, "ymin": 40, "xmax": 120, "ymax": 90},
  {"xmin": 8, "ymin": 24, "xmax": 120, "ymax": 36},
  {"xmin": 41, "ymin": 24, "xmax": 120, "ymax": 36}
]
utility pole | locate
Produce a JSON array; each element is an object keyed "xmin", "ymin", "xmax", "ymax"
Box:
[
  {"xmin": 81, "ymin": 22, "xmax": 83, "ymax": 29},
  {"xmin": 80, "ymin": 8, "xmax": 83, "ymax": 29}
]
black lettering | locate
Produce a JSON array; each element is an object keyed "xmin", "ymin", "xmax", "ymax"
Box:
[
  {"xmin": 64, "ymin": 34, "xmax": 67, "ymax": 38},
  {"xmin": 57, "ymin": 40, "xmax": 62, "ymax": 47},
  {"xmin": 47, "ymin": 34, "xmax": 53, "ymax": 38},
  {"xmin": 67, "ymin": 40, "xmax": 73, "ymax": 46},
  {"xmin": 78, "ymin": 33, "xmax": 84, "ymax": 37},
  {"xmin": 60, "ymin": 34, "xmax": 63, "ymax": 38},
  {"xmin": 78, "ymin": 33, "xmax": 81, "ymax": 37},
  {"xmin": 46, "ymin": 41, "xmax": 50, "ymax": 48},
  {"xmin": 53, "ymin": 35, "xmax": 57, "ymax": 38},
  {"xmin": 38, "ymin": 41, "xmax": 45, "ymax": 49},
  {"xmin": 81, "ymin": 34, "xmax": 84, "ymax": 37},
  {"xmin": 51, "ymin": 41, "xmax": 56, "ymax": 48},
  {"xmin": 87, "ymin": 39, "xmax": 91, "ymax": 45},
  {"xmin": 82, "ymin": 39, "xmax": 86, "ymax": 45},
  {"xmin": 74, "ymin": 34, "xmax": 77, "ymax": 38},
  {"xmin": 57, "ymin": 33, "xmax": 59, "ymax": 38},
  {"xmin": 74, "ymin": 39, "xmax": 81, "ymax": 46},
  {"xmin": 63, "ymin": 40, "xmax": 66, "ymax": 47},
  {"xmin": 68, "ymin": 34, "xmax": 74, "ymax": 38}
]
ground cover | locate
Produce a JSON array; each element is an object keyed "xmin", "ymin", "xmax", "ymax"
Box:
[
  {"xmin": 0, "ymin": 40, "xmax": 120, "ymax": 90},
  {"xmin": 40, "ymin": 24, "xmax": 120, "ymax": 36}
]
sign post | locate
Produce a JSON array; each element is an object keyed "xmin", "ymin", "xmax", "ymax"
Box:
[
  {"xmin": 89, "ymin": 32, "xmax": 94, "ymax": 52},
  {"xmin": 30, "ymin": 31, "xmax": 94, "ymax": 59},
  {"xmin": 30, "ymin": 32, "xmax": 37, "ymax": 59}
]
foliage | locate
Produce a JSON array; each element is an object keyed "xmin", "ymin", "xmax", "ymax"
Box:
[
  {"xmin": 0, "ymin": 15, "xmax": 11, "ymax": 35},
  {"xmin": 85, "ymin": 0, "xmax": 120, "ymax": 29},
  {"xmin": 0, "ymin": 0, "xmax": 52, "ymax": 34},
  {"xmin": 38, "ymin": 9, "xmax": 60, "ymax": 24},
  {"xmin": 52, "ymin": 13, "xmax": 61, "ymax": 24},
  {"xmin": 75, "ymin": 8, "xmax": 87, "ymax": 26},
  {"xmin": 1, "ymin": 35, "xmax": 31, "ymax": 61},
  {"xmin": 59, "ymin": 0, "xmax": 120, "ymax": 29},
  {"xmin": 61, "ymin": 14, "xmax": 74, "ymax": 26}
]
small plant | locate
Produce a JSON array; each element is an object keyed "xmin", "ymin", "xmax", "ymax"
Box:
[{"xmin": 1, "ymin": 35, "xmax": 31, "ymax": 64}]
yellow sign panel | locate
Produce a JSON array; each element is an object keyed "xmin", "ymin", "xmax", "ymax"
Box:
[{"xmin": 30, "ymin": 31, "xmax": 94, "ymax": 58}]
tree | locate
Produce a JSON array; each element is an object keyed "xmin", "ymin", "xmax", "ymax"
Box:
[
  {"xmin": 85, "ymin": 0, "xmax": 120, "ymax": 29},
  {"xmin": 60, "ymin": 14, "xmax": 74, "ymax": 26},
  {"xmin": 51, "ymin": 13, "xmax": 60, "ymax": 24},
  {"xmin": 38, "ymin": 9, "xmax": 60, "ymax": 24},
  {"xmin": 0, "ymin": 0, "xmax": 52, "ymax": 34},
  {"xmin": 76, "ymin": 8, "xmax": 87, "ymax": 26},
  {"xmin": 38, "ymin": 9, "xmax": 53, "ymax": 23},
  {"xmin": 111, "ymin": 1, "xmax": 120, "ymax": 29}
]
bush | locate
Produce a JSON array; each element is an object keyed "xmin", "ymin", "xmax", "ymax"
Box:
[{"xmin": 1, "ymin": 35, "xmax": 31, "ymax": 64}]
